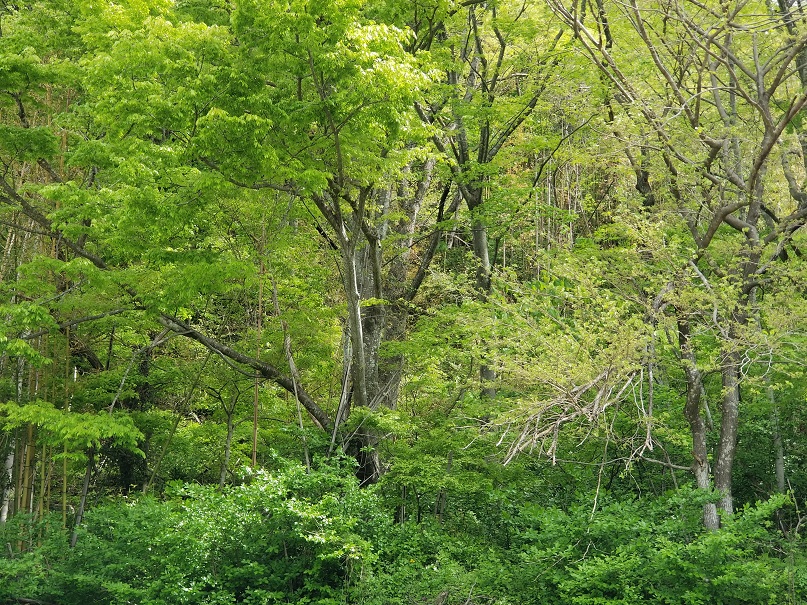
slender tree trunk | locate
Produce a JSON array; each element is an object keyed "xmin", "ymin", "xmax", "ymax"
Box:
[
  {"xmin": 678, "ymin": 318, "xmax": 720, "ymax": 529},
  {"xmin": 14, "ymin": 433, "xmax": 23, "ymax": 516},
  {"xmin": 398, "ymin": 485, "xmax": 406, "ymax": 524},
  {"xmin": 61, "ymin": 445, "xmax": 67, "ymax": 527},
  {"xmin": 771, "ymin": 391, "xmax": 786, "ymax": 494},
  {"xmin": 344, "ymin": 247, "xmax": 368, "ymax": 409},
  {"xmin": 470, "ymin": 208, "xmax": 496, "ymax": 397},
  {"xmin": 145, "ymin": 413, "xmax": 181, "ymax": 493},
  {"xmin": 35, "ymin": 443, "xmax": 46, "ymax": 523},
  {"xmin": 328, "ymin": 334, "xmax": 352, "ymax": 458},
  {"xmin": 70, "ymin": 448, "xmax": 94, "ymax": 549},
  {"xmin": 0, "ymin": 444, "xmax": 14, "ymax": 523},
  {"xmin": 359, "ymin": 243, "xmax": 384, "ymax": 405},
  {"xmin": 20, "ymin": 424, "xmax": 35, "ymax": 515},
  {"xmin": 62, "ymin": 330, "xmax": 70, "ymax": 526},
  {"xmin": 714, "ymin": 349, "xmax": 740, "ymax": 517},
  {"xmin": 220, "ymin": 412, "xmax": 234, "ymax": 490},
  {"xmin": 253, "ymin": 250, "xmax": 264, "ymax": 469}
]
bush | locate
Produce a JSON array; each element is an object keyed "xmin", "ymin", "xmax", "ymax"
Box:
[{"xmin": 0, "ymin": 458, "xmax": 376, "ymax": 605}]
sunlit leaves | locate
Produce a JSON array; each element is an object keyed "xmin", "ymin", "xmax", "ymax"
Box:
[
  {"xmin": 0, "ymin": 303, "xmax": 58, "ymax": 364},
  {"xmin": 225, "ymin": 0, "xmax": 426, "ymax": 186},
  {"xmin": 0, "ymin": 399, "xmax": 143, "ymax": 453}
]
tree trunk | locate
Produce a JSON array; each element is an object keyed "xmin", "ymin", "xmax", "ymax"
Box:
[
  {"xmin": 220, "ymin": 412, "xmax": 234, "ymax": 490},
  {"xmin": 471, "ymin": 217, "xmax": 492, "ymax": 293},
  {"xmin": 359, "ymin": 242, "xmax": 384, "ymax": 405},
  {"xmin": 714, "ymin": 349, "xmax": 740, "ymax": 517},
  {"xmin": 20, "ymin": 425, "xmax": 35, "ymax": 516},
  {"xmin": 0, "ymin": 444, "xmax": 14, "ymax": 523},
  {"xmin": 471, "ymin": 209, "xmax": 496, "ymax": 397},
  {"xmin": 343, "ymin": 241, "xmax": 385, "ymax": 484},
  {"xmin": 772, "ymin": 396, "xmax": 786, "ymax": 494},
  {"xmin": 343, "ymin": 247, "xmax": 369, "ymax": 409},
  {"xmin": 70, "ymin": 448, "xmax": 94, "ymax": 549},
  {"xmin": 678, "ymin": 318, "xmax": 720, "ymax": 529}
]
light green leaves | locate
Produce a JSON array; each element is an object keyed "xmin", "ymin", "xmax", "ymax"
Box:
[
  {"xmin": 195, "ymin": 109, "xmax": 278, "ymax": 186},
  {"xmin": 226, "ymin": 0, "xmax": 426, "ymax": 185},
  {"xmin": 0, "ymin": 399, "xmax": 144, "ymax": 453},
  {"xmin": 0, "ymin": 303, "xmax": 58, "ymax": 365}
]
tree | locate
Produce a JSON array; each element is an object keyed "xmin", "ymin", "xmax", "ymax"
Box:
[
  {"xmin": 399, "ymin": 0, "xmax": 568, "ymax": 394},
  {"xmin": 548, "ymin": 0, "xmax": 807, "ymax": 526},
  {"xmin": 0, "ymin": 0, "xmax": 442, "ymax": 486}
]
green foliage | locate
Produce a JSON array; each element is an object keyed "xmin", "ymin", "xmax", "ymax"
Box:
[
  {"xmin": 0, "ymin": 2, "xmax": 806, "ymax": 605},
  {"xmin": 357, "ymin": 488, "xmax": 805, "ymax": 605},
  {"xmin": 0, "ymin": 124, "xmax": 59, "ymax": 162},
  {"xmin": 0, "ymin": 400, "xmax": 143, "ymax": 453},
  {"xmin": 553, "ymin": 493, "xmax": 800, "ymax": 605},
  {"xmin": 0, "ymin": 302, "xmax": 57, "ymax": 365},
  {"xmin": 0, "ymin": 460, "xmax": 376, "ymax": 604}
]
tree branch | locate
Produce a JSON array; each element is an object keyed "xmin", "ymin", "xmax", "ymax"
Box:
[{"xmin": 158, "ymin": 314, "xmax": 331, "ymax": 431}]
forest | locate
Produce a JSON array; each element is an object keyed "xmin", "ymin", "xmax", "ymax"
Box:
[{"xmin": 0, "ymin": 0, "xmax": 806, "ymax": 602}]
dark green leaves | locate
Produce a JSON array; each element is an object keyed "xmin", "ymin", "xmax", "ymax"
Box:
[{"xmin": 0, "ymin": 125, "xmax": 59, "ymax": 162}]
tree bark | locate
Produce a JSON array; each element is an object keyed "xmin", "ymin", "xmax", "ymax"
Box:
[
  {"xmin": 771, "ymin": 390, "xmax": 786, "ymax": 494},
  {"xmin": 471, "ymin": 216, "xmax": 492, "ymax": 293},
  {"xmin": 678, "ymin": 318, "xmax": 720, "ymax": 530},
  {"xmin": 220, "ymin": 411, "xmax": 234, "ymax": 490},
  {"xmin": 471, "ymin": 216, "xmax": 497, "ymax": 398},
  {"xmin": 70, "ymin": 448, "xmax": 94, "ymax": 549},
  {"xmin": 714, "ymin": 349, "xmax": 740, "ymax": 517},
  {"xmin": 343, "ymin": 246, "xmax": 369, "ymax": 409},
  {"xmin": 0, "ymin": 444, "xmax": 14, "ymax": 523}
]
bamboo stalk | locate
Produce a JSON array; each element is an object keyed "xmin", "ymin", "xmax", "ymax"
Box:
[
  {"xmin": 253, "ymin": 221, "xmax": 266, "ymax": 468},
  {"xmin": 21, "ymin": 424, "xmax": 35, "ymax": 515},
  {"xmin": 62, "ymin": 327, "xmax": 70, "ymax": 527},
  {"xmin": 35, "ymin": 443, "xmax": 46, "ymax": 523}
]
